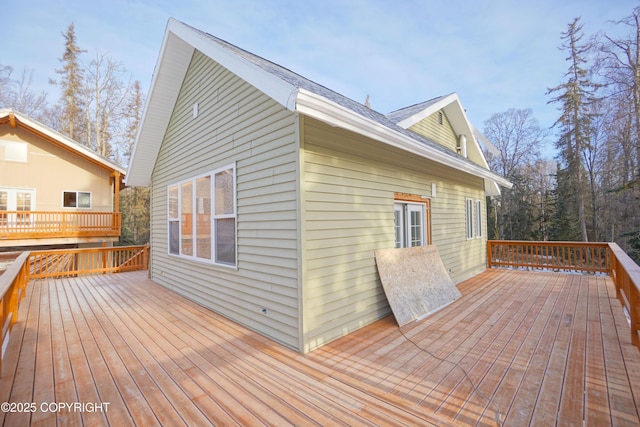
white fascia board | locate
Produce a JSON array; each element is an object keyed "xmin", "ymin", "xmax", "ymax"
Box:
[
  {"xmin": 126, "ymin": 19, "xmax": 299, "ymax": 187},
  {"xmin": 472, "ymin": 124, "xmax": 499, "ymax": 156},
  {"xmin": 485, "ymin": 180, "xmax": 502, "ymax": 196},
  {"xmin": 167, "ymin": 19, "xmax": 298, "ymax": 110},
  {"xmin": 126, "ymin": 28, "xmax": 194, "ymax": 186},
  {"xmin": 295, "ymin": 90, "xmax": 512, "ymax": 189},
  {"xmin": 395, "ymin": 93, "xmax": 458, "ymax": 129}
]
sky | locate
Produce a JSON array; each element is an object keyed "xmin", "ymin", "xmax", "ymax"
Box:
[{"xmin": 3, "ymin": 0, "xmax": 639, "ymax": 154}]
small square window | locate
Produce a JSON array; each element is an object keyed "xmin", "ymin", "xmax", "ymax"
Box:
[{"xmin": 63, "ymin": 191, "xmax": 91, "ymax": 208}]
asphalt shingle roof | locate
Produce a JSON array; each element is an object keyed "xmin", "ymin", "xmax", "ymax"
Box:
[{"xmin": 187, "ymin": 23, "xmax": 476, "ymax": 165}]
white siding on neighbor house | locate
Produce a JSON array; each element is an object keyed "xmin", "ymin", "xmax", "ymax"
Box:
[
  {"xmin": 150, "ymin": 50, "xmax": 301, "ymax": 350},
  {"xmin": 301, "ymin": 117, "xmax": 486, "ymax": 352}
]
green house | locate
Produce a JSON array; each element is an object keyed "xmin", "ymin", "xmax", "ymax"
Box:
[{"xmin": 127, "ymin": 18, "xmax": 511, "ymax": 353}]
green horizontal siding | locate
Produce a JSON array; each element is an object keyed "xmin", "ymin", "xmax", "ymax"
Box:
[
  {"xmin": 151, "ymin": 50, "xmax": 300, "ymax": 350},
  {"xmin": 301, "ymin": 116, "xmax": 486, "ymax": 352}
]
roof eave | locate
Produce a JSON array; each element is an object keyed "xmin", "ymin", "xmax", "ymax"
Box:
[
  {"xmin": 0, "ymin": 109, "xmax": 126, "ymax": 176},
  {"xmin": 395, "ymin": 93, "xmax": 458, "ymax": 129},
  {"xmin": 126, "ymin": 18, "xmax": 297, "ymax": 187},
  {"xmin": 295, "ymin": 90, "xmax": 512, "ymax": 189}
]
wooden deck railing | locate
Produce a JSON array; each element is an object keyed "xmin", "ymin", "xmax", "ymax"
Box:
[
  {"xmin": 0, "ymin": 211, "xmax": 121, "ymax": 239},
  {"xmin": 608, "ymin": 243, "xmax": 640, "ymax": 348},
  {"xmin": 488, "ymin": 240, "xmax": 640, "ymax": 349},
  {"xmin": 29, "ymin": 245, "xmax": 149, "ymax": 279},
  {"xmin": 487, "ymin": 240, "xmax": 610, "ymax": 273},
  {"xmin": 0, "ymin": 245, "xmax": 149, "ymax": 371},
  {"xmin": 0, "ymin": 252, "xmax": 29, "ymax": 373}
]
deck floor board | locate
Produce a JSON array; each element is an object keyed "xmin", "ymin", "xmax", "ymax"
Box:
[{"xmin": 1, "ymin": 269, "xmax": 639, "ymax": 426}]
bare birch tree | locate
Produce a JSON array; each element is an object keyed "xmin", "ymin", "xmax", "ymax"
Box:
[{"xmin": 83, "ymin": 52, "xmax": 129, "ymax": 157}]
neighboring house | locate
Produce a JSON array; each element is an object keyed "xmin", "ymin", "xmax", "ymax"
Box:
[
  {"xmin": 0, "ymin": 109, "xmax": 125, "ymax": 249},
  {"xmin": 127, "ymin": 19, "xmax": 512, "ymax": 353}
]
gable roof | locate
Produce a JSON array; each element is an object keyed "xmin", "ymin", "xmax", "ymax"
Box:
[
  {"xmin": 0, "ymin": 109, "xmax": 126, "ymax": 177},
  {"xmin": 387, "ymin": 93, "xmax": 501, "ymax": 195},
  {"xmin": 127, "ymin": 18, "xmax": 511, "ymax": 192}
]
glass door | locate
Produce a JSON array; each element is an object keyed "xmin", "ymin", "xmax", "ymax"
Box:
[
  {"xmin": 0, "ymin": 188, "xmax": 35, "ymax": 226},
  {"xmin": 394, "ymin": 201, "xmax": 427, "ymax": 248}
]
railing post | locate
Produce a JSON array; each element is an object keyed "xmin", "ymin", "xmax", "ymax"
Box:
[
  {"xmin": 487, "ymin": 241, "xmax": 493, "ymax": 269},
  {"xmin": 631, "ymin": 287, "xmax": 640, "ymax": 348},
  {"xmin": 102, "ymin": 243, "xmax": 108, "ymax": 275}
]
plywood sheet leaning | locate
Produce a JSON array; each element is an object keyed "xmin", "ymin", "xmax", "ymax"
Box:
[{"xmin": 374, "ymin": 245, "xmax": 461, "ymax": 326}]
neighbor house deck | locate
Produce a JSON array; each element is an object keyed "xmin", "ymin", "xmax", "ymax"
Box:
[{"xmin": 1, "ymin": 268, "xmax": 639, "ymax": 426}]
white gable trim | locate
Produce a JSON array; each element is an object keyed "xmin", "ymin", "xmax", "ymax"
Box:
[
  {"xmin": 391, "ymin": 93, "xmax": 507, "ymax": 194},
  {"xmin": 395, "ymin": 93, "xmax": 459, "ymax": 129},
  {"xmin": 295, "ymin": 90, "xmax": 512, "ymax": 189},
  {"xmin": 127, "ymin": 18, "xmax": 511, "ymax": 192},
  {"xmin": 126, "ymin": 19, "xmax": 298, "ymax": 186},
  {"xmin": 167, "ymin": 19, "xmax": 298, "ymax": 110},
  {"xmin": 126, "ymin": 30, "xmax": 194, "ymax": 186}
]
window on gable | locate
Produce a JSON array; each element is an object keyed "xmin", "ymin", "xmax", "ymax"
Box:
[
  {"xmin": 0, "ymin": 140, "xmax": 27, "ymax": 162},
  {"xmin": 167, "ymin": 164, "xmax": 236, "ymax": 267}
]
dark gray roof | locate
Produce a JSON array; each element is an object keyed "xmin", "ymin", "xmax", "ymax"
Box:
[
  {"xmin": 187, "ymin": 21, "xmax": 475, "ymax": 166},
  {"xmin": 386, "ymin": 96, "xmax": 449, "ymax": 124}
]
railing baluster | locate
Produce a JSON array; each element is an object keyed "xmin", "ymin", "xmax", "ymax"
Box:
[
  {"xmin": 24, "ymin": 245, "xmax": 149, "ymax": 280},
  {"xmin": 487, "ymin": 241, "xmax": 640, "ymax": 350},
  {"xmin": 0, "ymin": 211, "xmax": 120, "ymax": 238}
]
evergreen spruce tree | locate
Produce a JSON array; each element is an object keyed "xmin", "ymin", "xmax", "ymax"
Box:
[
  {"xmin": 51, "ymin": 23, "xmax": 86, "ymax": 142},
  {"xmin": 547, "ymin": 17, "xmax": 599, "ymax": 242},
  {"xmin": 119, "ymin": 80, "xmax": 150, "ymax": 245},
  {"xmin": 549, "ymin": 165, "xmax": 581, "ymax": 241}
]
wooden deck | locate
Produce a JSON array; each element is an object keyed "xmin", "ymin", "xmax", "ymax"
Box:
[{"xmin": 1, "ymin": 269, "xmax": 639, "ymax": 426}]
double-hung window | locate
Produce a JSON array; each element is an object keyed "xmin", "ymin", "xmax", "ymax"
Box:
[
  {"xmin": 394, "ymin": 194, "xmax": 430, "ymax": 248},
  {"xmin": 465, "ymin": 198, "xmax": 474, "ymax": 240},
  {"xmin": 167, "ymin": 164, "xmax": 236, "ymax": 267},
  {"xmin": 475, "ymin": 200, "xmax": 483, "ymax": 238},
  {"xmin": 465, "ymin": 198, "xmax": 483, "ymax": 240}
]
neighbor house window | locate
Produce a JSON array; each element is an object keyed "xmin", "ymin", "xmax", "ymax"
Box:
[
  {"xmin": 63, "ymin": 191, "xmax": 91, "ymax": 208},
  {"xmin": 0, "ymin": 140, "xmax": 28, "ymax": 162},
  {"xmin": 394, "ymin": 193, "xmax": 431, "ymax": 248},
  {"xmin": 0, "ymin": 188, "xmax": 34, "ymax": 225},
  {"xmin": 465, "ymin": 198, "xmax": 474, "ymax": 240},
  {"xmin": 0, "ymin": 191, "xmax": 7, "ymax": 225},
  {"xmin": 475, "ymin": 200, "xmax": 483, "ymax": 238},
  {"xmin": 167, "ymin": 164, "xmax": 236, "ymax": 266}
]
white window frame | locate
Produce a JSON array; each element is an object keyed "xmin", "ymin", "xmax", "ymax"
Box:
[
  {"xmin": 0, "ymin": 188, "xmax": 35, "ymax": 226},
  {"xmin": 0, "ymin": 140, "xmax": 28, "ymax": 162},
  {"xmin": 475, "ymin": 199, "xmax": 483, "ymax": 238},
  {"xmin": 167, "ymin": 163, "xmax": 237, "ymax": 268},
  {"xmin": 394, "ymin": 201, "xmax": 428, "ymax": 248},
  {"xmin": 62, "ymin": 191, "xmax": 92, "ymax": 209},
  {"xmin": 465, "ymin": 198, "xmax": 474, "ymax": 240}
]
